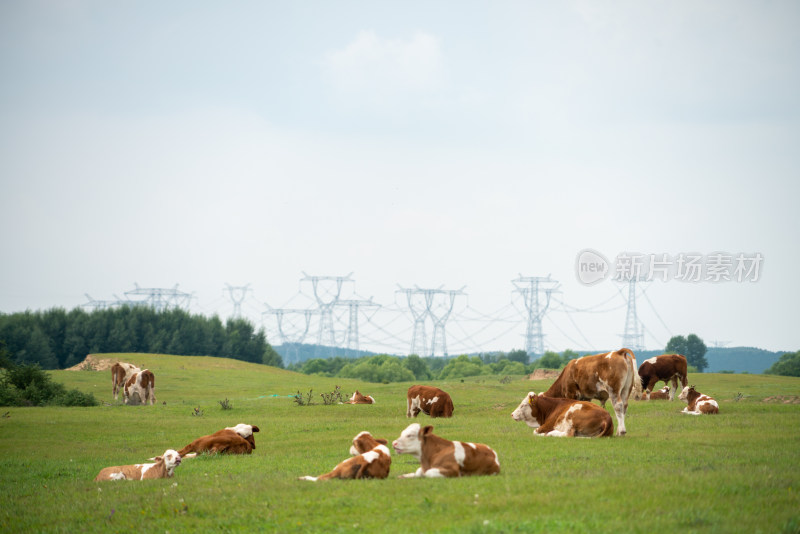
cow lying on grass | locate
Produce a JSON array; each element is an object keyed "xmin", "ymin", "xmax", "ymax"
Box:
[
  {"xmin": 347, "ymin": 390, "xmax": 375, "ymax": 404},
  {"xmin": 648, "ymin": 386, "xmax": 671, "ymax": 400},
  {"xmin": 679, "ymin": 386, "xmax": 719, "ymax": 415},
  {"xmin": 299, "ymin": 431, "xmax": 391, "ymax": 481},
  {"xmin": 178, "ymin": 424, "xmax": 259, "ymax": 457},
  {"xmin": 95, "ymin": 450, "xmax": 181, "ymax": 481},
  {"xmin": 511, "ymin": 392, "xmax": 613, "ymax": 437},
  {"xmin": 392, "ymin": 423, "xmax": 500, "ymax": 478}
]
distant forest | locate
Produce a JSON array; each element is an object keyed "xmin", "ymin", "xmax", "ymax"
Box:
[{"xmin": 0, "ymin": 307, "xmax": 283, "ymax": 370}]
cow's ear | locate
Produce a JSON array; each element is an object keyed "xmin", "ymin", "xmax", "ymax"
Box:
[
  {"xmin": 154, "ymin": 456, "xmax": 162, "ymax": 462},
  {"xmin": 376, "ymin": 438, "xmax": 388, "ymax": 445},
  {"xmin": 422, "ymin": 425, "xmax": 434, "ymax": 436},
  {"xmin": 251, "ymin": 426, "xmax": 260, "ymax": 433}
]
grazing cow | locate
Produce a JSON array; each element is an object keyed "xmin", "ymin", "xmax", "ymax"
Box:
[
  {"xmin": 178, "ymin": 424, "xmax": 260, "ymax": 457},
  {"xmin": 124, "ymin": 369, "xmax": 156, "ymax": 406},
  {"xmin": 94, "ymin": 450, "xmax": 181, "ymax": 481},
  {"xmin": 679, "ymin": 385, "xmax": 719, "ymax": 415},
  {"xmin": 299, "ymin": 431, "xmax": 391, "ymax": 481},
  {"xmin": 348, "ymin": 390, "xmax": 375, "ymax": 404},
  {"xmin": 406, "ymin": 385, "xmax": 454, "ymax": 418},
  {"xmin": 637, "ymin": 354, "xmax": 688, "ymax": 400},
  {"xmin": 392, "ymin": 423, "xmax": 500, "ymax": 478},
  {"xmin": 542, "ymin": 348, "xmax": 641, "ymax": 435},
  {"xmin": 511, "ymin": 392, "xmax": 613, "ymax": 437},
  {"xmin": 647, "ymin": 386, "xmax": 671, "ymax": 400},
  {"xmin": 111, "ymin": 362, "xmax": 140, "ymax": 401}
]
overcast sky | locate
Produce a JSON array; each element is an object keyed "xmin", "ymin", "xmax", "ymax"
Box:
[{"xmin": 1, "ymin": 1, "xmax": 798, "ymax": 356}]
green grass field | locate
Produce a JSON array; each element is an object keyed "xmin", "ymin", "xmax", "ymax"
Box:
[{"xmin": 1, "ymin": 353, "xmax": 799, "ymax": 533}]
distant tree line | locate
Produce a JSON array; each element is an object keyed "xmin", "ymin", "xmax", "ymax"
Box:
[
  {"xmin": 765, "ymin": 350, "xmax": 800, "ymax": 377},
  {"xmin": 288, "ymin": 349, "xmax": 582, "ymax": 383},
  {"xmin": 0, "ymin": 306, "xmax": 283, "ymax": 370}
]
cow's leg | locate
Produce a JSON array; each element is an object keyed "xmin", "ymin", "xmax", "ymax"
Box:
[
  {"xmin": 669, "ymin": 376, "xmax": 678, "ymax": 400},
  {"xmin": 424, "ymin": 463, "xmax": 459, "ymax": 478},
  {"xmin": 611, "ymin": 393, "xmax": 626, "ymax": 435}
]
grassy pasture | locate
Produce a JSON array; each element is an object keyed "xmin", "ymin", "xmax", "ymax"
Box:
[{"xmin": 1, "ymin": 353, "xmax": 799, "ymax": 533}]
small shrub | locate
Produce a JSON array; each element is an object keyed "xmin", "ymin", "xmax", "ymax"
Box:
[
  {"xmin": 191, "ymin": 406, "xmax": 204, "ymax": 416},
  {"xmin": 293, "ymin": 389, "xmax": 314, "ymax": 406},
  {"xmin": 51, "ymin": 389, "xmax": 99, "ymax": 407},
  {"xmin": 499, "ymin": 375, "xmax": 512, "ymax": 384},
  {"xmin": 219, "ymin": 398, "xmax": 233, "ymax": 410},
  {"xmin": 320, "ymin": 385, "xmax": 344, "ymax": 405}
]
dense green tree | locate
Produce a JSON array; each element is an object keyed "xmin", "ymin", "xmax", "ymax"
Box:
[
  {"xmin": 402, "ymin": 354, "xmax": 431, "ymax": 380},
  {"xmin": 765, "ymin": 351, "xmax": 800, "ymax": 376},
  {"xmin": 666, "ymin": 334, "xmax": 707, "ymax": 372},
  {"xmin": 507, "ymin": 349, "xmax": 529, "ymax": 365},
  {"xmin": 438, "ymin": 355, "xmax": 486, "ymax": 379},
  {"xmin": 535, "ymin": 351, "xmax": 566, "ymax": 369}
]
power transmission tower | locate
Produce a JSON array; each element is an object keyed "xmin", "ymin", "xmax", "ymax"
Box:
[
  {"xmin": 263, "ymin": 307, "xmax": 318, "ymax": 364},
  {"xmin": 124, "ymin": 284, "xmax": 191, "ymax": 312},
  {"xmin": 397, "ymin": 286, "xmax": 466, "ymax": 357},
  {"xmin": 336, "ymin": 299, "xmax": 380, "ymax": 356},
  {"xmin": 621, "ymin": 278, "xmax": 645, "ymax": 351},
  {"xmin": 224, "ymin": 284, "xmax": 251, "ymax": 319},
  {"xmin": 513, "ymin": 275, "xmax": 560, "ymax": 358},
  {"xmin": 301, "ymin": 272, "xmax": 354, "ymax": 357},
  {"xmin": 82, "ymin": 294, "xmax": 119, "ymax": 311},
  {"xmin": 397, "ymin": 288, "xmax": 429, "ymax": 357}
]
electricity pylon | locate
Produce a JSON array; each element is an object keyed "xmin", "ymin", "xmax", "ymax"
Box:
[{"xmin": 513, "ymin": 275, "xmax": 560, "ymax": 357}]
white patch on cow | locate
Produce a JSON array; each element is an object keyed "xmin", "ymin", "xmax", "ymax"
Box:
[
  {"xmin": 362, "ymin": 451, "xmax": 379, "ymax": 464},
  {"xmin": 453, "ymin": 441, "xmax": 466, "ymax": 467},
  {"xmin": 465, "ymin": 442, "xmax": 476, "ymax": 449},
  {"xmin": 492, "ymin": 450, "xmax": 500, "ymax": 467},
  {"xmin": 367, "ymin": 396, "xmax": 375, "ymax": 403},
  {"xmin": 375, "ymin": 444, "xmax": 390, "ymax": 457},
  {"xmin": 549, "ymin": 403, "xmax": 581, "ymax": 436},
  {"xmin": 544, "ymin": 429, "xmax": 570, "ymax": 437},
  {"xmin": 349, "ymin": 445, "xmax": 359, "ymax": 456},
  {"xmin": 511, "ymin": 393, "xmax": 539, "ymax": 428},
  {"xmin": 645, "ymin": 357, "xmax": 658, "ymax": 365},
  {"xmin": 426, "ymin": 396, "xmax": 439, "ymax": 405},
  {"xmin": 349, "ymin": 392, "xmax": 357, "ymax": 402},
  {"xmin": 109, "ymin": 472, "xmax": 126, "ymax": 481},
  {"xmin": 604, "ymin": 352, "xmax": 612, "ymax": 359},
  {"xmin": 226, "ymin": 424, "xmax": 254, "ymax": 438},
  {"xmin": 424, "ymin": 468, "xmax": 445, "ymax": 478},
  {"xmin": 299, "ymin": 475, "xmax": 318, "ymax": 482},
  {"xmin": 393, "ymin": 423, "xmax": 422, "ymax": 459},
  {"xmin": 409, "ymin": 395, "xmax": 422, "ymax": 416},
  {"xmin": 138, "ymin": 463, "xmax": 155, "ymax": 478}
]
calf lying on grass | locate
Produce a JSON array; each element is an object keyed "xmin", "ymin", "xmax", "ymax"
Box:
[
  {"xmin": 511, "ymin": 392, "xmax": 613, "ymax": 437},
  {"xmin": 392, "ymin": 423, "xmax": 500, "ymax": 478},
  {"xmin": 347, "ymin": 390, "xmax": 375, "ymax": 404},
  {"xmin": 679, "ymin": 386, "xmax": 719, "ymax": 415},
  {"xmin": 178, "ymin": 424, "xmax": 259, "ymax": 457},
  {"xmin": 299, "ymin": 431, "xmax": 391, "ymax": 481},
  {"xmin": 648, "ymin": 386, "xmax": 671, "ymax": 400},
  {"xmin": 95, "ymin": 450, "xmax": 181, "ymax": 481}
]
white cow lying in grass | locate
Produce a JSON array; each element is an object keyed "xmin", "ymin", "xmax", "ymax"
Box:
[{"xmin": 94, "ymin": 450, "xmax": 181, "ymax": 481}]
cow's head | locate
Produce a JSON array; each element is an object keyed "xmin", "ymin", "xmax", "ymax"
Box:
[
  {"xmin": 511, "ymin": 392, "xmax": 540, "ymax": 428},
  {"xmin": 156, "ymin": 449, "xmax": 182, "ymax": 475},
  {"xmin": 660, "ymin": 386, "xmax": 670, "ymax": 394},
  {"xmin": 227, "ymin": 423, "xmax": 259, "ymax": 449},
  {"xmin": 349, "ymin": 431, "xmax": 388, "ymax": 456},
  {"xmin": 678, "ymin": 385, "xmax": 695, "ymax": 402},
  {"xmin": 392, "ymin": 423, "xmax": 426, "ymax": 459}
]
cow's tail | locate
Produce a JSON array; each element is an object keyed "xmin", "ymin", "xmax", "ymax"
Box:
[{"xmin": 618, "ymin": 348, "xmax": 642, "ymax": 400}]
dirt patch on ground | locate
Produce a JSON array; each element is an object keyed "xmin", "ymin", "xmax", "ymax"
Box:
[
  {"xmin": 65, "ymin": 355, "xmax": 125, "ymax": 371},
  {"xmin": 762, "ymin": 395, "xmax": 800, "ymax": 404},
  {"xmin": 528, "ymin": 369, "xmax": 560, "ymax": 380}
]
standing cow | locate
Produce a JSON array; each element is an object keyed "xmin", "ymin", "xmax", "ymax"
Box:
[
  {"xmin": 406, "ymin": 385, "xmax": 454, "ymax": 418},
  {"xmin": 124, "ymin": 369, "xmax": 156, "ymax": 405},
  {"xmin": 542, "ymin": 348, "xmax": 641, "ymax": 436},
  {"xmin": 111, "ymin": 362, "xmax": 140, "ymax": 401},
  {"xmin": 637, "ymin": 354, "xmax": 688, "ymax": 400}
]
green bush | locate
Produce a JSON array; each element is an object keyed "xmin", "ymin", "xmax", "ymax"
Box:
[
  {"xmin": 766, "ymin": 351, "xmax": 800, "ymax": 377},
  {"xmin": 0, "ymin": 362, "xmax": 98, "ymax": 407}
]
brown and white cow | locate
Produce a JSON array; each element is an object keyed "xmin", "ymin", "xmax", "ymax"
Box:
[
  {"xmin": 542, "ymin": 348, "xmax": 641, "ymax": 435},
  {"xmin": 392, "ymin": 423, "xmax": 500, "ymax": 478},
  {"xmin": 178, "ymin": 424, "xmax": 260, "ymax": 457},
  {"xmin": 94, "ymin": 449, "xmax": 181, "ymax": 481},
  {"xmin": 647, "ymin": 386, "xmax": 671, "ymax": 400},
  {"xmin": 406, "ymin": 385, "xmax": 454, "ymax": 418},
  {"xmin": 111, "ymin": 362, "xmax": 140, "ymax": 401},
  {"xmin": 679, "ymin": 385, "xmax": 719, "ymax": 415},
  {"xmin": 637, "ymin": 354, "xmax": 688, "ymax": 400},
  {"xmin": 347, "ymin": 390, "xmax": 375, "ymax": 404},
  {"xmin": 299, "ymin": 431, "xmax": 391, "ymax": 481},
  {"xmin": 511, "ymin": 392, "xmax": 613, "ymax": 437},
  {"xmin": 124, "ymin": 369, "xmax": 156, "ymax": 405}
]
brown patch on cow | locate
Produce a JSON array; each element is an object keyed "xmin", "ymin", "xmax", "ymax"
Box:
[{"xmin": 528, "ymin": 369, "xmax": 560, "ymax": 380}]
